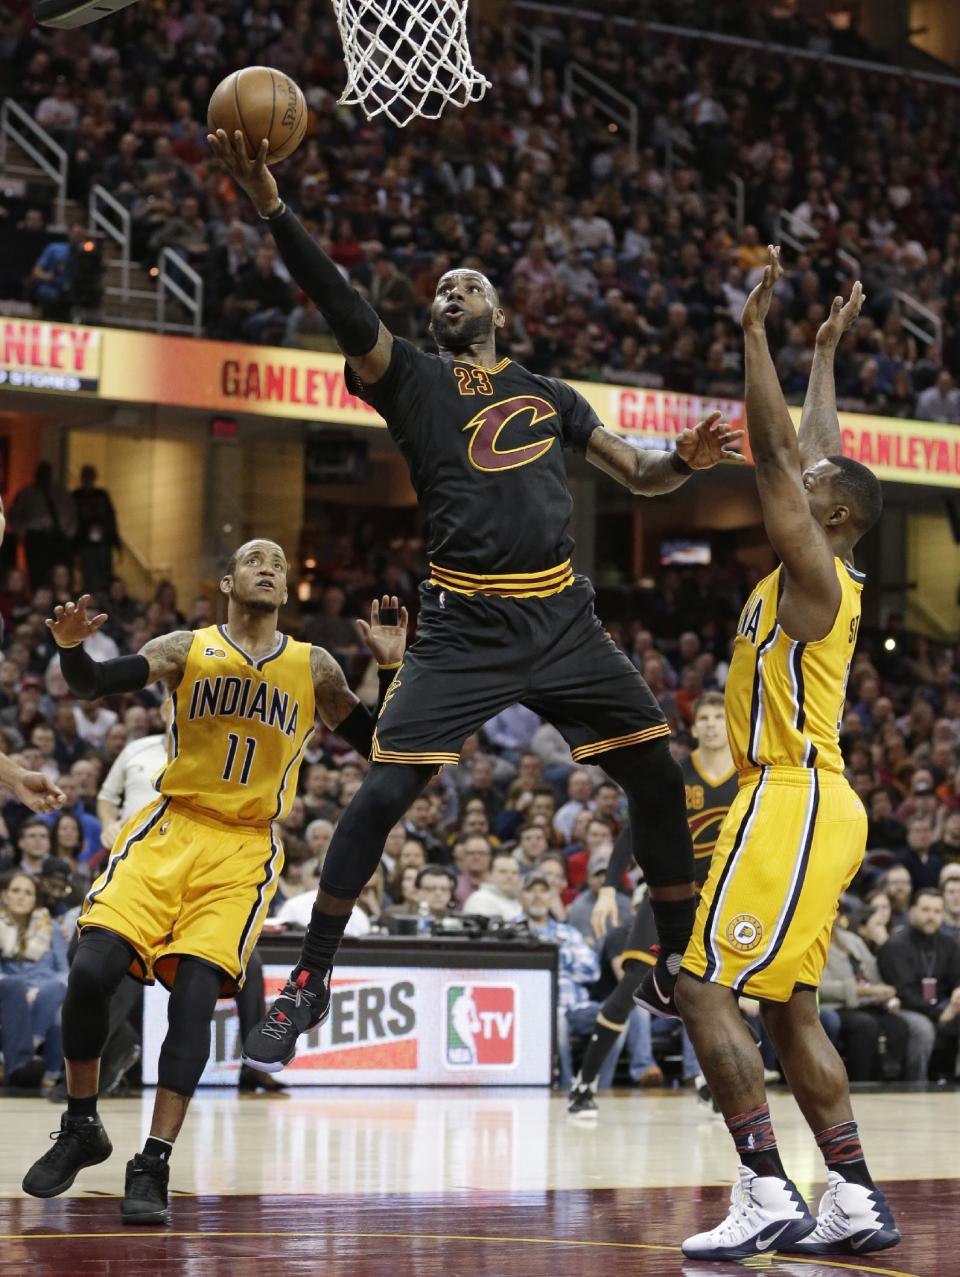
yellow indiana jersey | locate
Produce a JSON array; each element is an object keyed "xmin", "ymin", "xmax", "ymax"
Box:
[
  {"xmin": 726, "ymin": 558, "xmax": 864, "ymax": 775},
  {"xmin": 157, "ymin": 625, "xmax": 315, "ymax": 825}
]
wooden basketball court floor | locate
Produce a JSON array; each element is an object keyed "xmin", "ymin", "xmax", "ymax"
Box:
[{"xmin": 1, "ymin": 1087, "xmax": 956, "ymax": 1276}]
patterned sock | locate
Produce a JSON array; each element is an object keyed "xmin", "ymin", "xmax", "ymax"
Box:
[
  {"xmin": 816, "ymin": 1119, "xmax": 875, "ymax": 1189},
  {"xmin": 143, "ymin": 1136, "xmax": 173, "ymax": 1164},
  {"xmin": 726, "ymin": 1103, "xmax": 787, "ymax": 1178}
]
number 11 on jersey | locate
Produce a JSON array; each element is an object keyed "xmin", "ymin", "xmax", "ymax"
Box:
[{"xmin": 223, "ymin": 733, "xmax": 257, "ymax": 785}]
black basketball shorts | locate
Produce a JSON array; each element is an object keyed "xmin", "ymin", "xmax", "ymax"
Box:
[{"xmin": 373, "ymin": 576, "xmax": 669, "ymax": 767}]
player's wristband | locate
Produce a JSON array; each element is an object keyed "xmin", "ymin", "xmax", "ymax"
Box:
[
  {"xmin": 259, "ymin": 200, "xmax": 286, "ymax": 221},
  {"xmin": 669, "ymin": 450, "xmax": 693, "ymax": 476}
]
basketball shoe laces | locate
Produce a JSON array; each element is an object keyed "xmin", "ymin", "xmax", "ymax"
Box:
[
  {"xmin": 261, "ymin": 976, "xmax": 319, "ymax": 1041},
  {"xmin": 712, "ymin": 1174, "xmax": 768, "ymax": 1245},
  {"xmin": 808, "ymin": 1181, "xmax": 852, "ymax": 1241}
]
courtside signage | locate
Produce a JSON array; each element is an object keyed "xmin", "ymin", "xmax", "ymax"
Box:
[
  {"xmin": 0, "ymin": 318, "xmax": 101, "ymax": 393},
  {"xmin": 142, "ymin": 962, "xmax": 551, "ymax": 1085},
  {"xmin": 2, "ymin": 315, "xmax": 957, "ymax": 486},
  {"xmin": 444, "ymin": 982, "xmax": 518, "ymax": 1069}
]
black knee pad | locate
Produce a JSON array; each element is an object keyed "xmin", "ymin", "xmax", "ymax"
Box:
[
  {"xmin": 600, "ymin": 960, "xmax": 646, "ymax": 1026},
  {"xmin": 157, "ymin": 959, "xmax": 224, "ymax": 1097},
  {"xmin": 62, "ymin": 927, "xmax": 136, "ymax": 1061}
]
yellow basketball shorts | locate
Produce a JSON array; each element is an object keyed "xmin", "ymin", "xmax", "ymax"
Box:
[
  {"xmin": 78, "ymin": 797, "xmax": 283, "ymax": 994},
  {"xmin": 682, "ymin": 766, "xmax": 866, "ymax": 1002}
]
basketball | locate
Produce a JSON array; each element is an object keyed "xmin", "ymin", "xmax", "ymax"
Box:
[{"xmin": 207, "ymin": 67, "xmax": 307, "ymax": 165}]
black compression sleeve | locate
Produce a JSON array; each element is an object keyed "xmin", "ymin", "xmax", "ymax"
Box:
[
  {"xmin": 58, "ymin": 644, "xmax": 150, "ymax": 699},
  {"xmin": 266, "ymin": 206, "xmax": 381, "ymax": 356},
  {"xmin": 332, "ymin": 666, "xmax": 399, "ymax": 758}
]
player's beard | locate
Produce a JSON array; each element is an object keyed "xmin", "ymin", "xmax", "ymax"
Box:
[
  {"xmin": 433, "ymin": 311, "xmax": 492, "ymax": 351},
  {"xmin": 235, "ymin": 589, "xmax": 279, "ymax": 615}
]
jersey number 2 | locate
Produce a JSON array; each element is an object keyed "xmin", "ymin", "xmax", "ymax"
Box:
[{"xmin": 223, "ymin": 733, "xmax": 256, "ymax": 785}]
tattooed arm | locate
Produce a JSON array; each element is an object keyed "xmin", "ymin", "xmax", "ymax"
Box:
[
  {"xmin": 586, "ymin": 412, "xmax": 746, "ymax": 496},
  {"xmin": 47, "ymin": 595, "xmax": 192, "ymax": 698}
]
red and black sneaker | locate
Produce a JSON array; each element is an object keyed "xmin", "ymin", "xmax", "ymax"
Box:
[
  {"xmin": 633, "ymin": 944, "xmax": 683, "ymax": 1021},
  {"xmin": 242, "ymin": 969, "xmax": 331, "ymax": 1072}
]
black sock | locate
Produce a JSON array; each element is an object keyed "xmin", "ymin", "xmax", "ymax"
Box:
[
  {"xmin": 295, "ymin": 903, "xmax": 351, "ymax": 987},
  {"xmin": 816, "ymin": 1119, "xmax": 875, "ymax": 1189},
  {"xmin": 650, "ymin": 895, "xmax": 697, "ymax": 956},
  {"xmin": 67, "ymin": 1093, "xmax": 98, "ymax": 1120},
  {"xmin": 143, "ymin": 1136, "xmax": 173, "ymax": 1163},
  {"xmin": 578, "ymin": 1022, "xmax": 622, "ymax": 1088}
]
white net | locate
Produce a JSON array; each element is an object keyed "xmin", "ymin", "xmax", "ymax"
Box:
[{"xmin": 331, "ymin": 0, "xmax": 490, "ymax": 126}]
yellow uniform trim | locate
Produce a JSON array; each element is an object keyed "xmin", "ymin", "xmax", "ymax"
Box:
[
  {"xmin": 429, "ymin": 559, "xmax": 574, "ymax": 599},
  {"xmin": 378, "ymin": 661, "xmax": 403, "ymax": 671},
  {"xmin": 621, "ymin": 950, "xmax": 656, "ymax": 966},
  {"xmin": 571, "ymin": 723, "xmax": 670, "ymax": 761}
]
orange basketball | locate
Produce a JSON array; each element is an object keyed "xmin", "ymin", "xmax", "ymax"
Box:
[{"xmin": 208, "ymin": 67, "xmax": 308, "ymax": 165}]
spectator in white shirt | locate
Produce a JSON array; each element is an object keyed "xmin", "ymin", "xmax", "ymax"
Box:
[
  {"xmin": 97, "ymin": 734, "xmax": 166, "ymax": 845},
  {"xmin": 463, "ymin": 851, "xmax": 523, "ymax": 921},
  {"xmin": 916, "ymin": 371, "xmax": 960, "ymax": 423}
]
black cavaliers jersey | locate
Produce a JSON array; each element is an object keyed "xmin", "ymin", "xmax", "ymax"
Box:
[
  {"xmin": 359, "ymin": 339, "xmax": 602, "ymax": 577},
  {"xmin": 682, "ymin": 750, "xmax": 738, "ymax": 884}
]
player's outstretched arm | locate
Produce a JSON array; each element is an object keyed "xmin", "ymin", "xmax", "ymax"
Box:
[
  {"xmin": 798, "ymin": 281, "xmax": 865, "ymax": 469},
  {"xmin": 311, "ymin": 595, "xmax": 407, "ymax": 756},
  {"xmin": 586, "ymin": 413, "xmax": 745, "ymax": 496},
  {"xmin": 47, "ymin": 596, "xmax": 191, "ymax": 697},
  {"xmin": 741, "ymin": 247, "xmax": 840, "ymax": 639},
  {"xmin": 0, "ymin": 754, "xmax": 65, "ymax": 813},
  {"xmin": 207, "ymin": 129, "xmax": 393, "ymax": 385}
]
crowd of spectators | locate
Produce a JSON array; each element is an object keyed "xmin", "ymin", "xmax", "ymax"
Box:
[
  {"xmin": 0, "ymin": 483, "xmax": 958, "ymax": 1092},
  {"xmin": 4, "ymin": 2, "xmax": 960, "ymax": 418}
]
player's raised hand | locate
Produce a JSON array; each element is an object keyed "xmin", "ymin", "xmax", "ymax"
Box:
[
  {"xmin": 591, "ymin": 885, "xmax": 619, "ymax": 941},
  {"xmin": 816, "ymin": 280, "xmax": 866, "ymax": 349},
  {"xmin": 45, "ymin": 594, "xmax": 108, "ymax": 649},
  {"xmin": 13, "ymin": 769, "xmax": 66, "ymax": 815},
  {"xmin": 357, "ymin": 594, "xmax": 408, "ymax": 668},
  {"xmin": 675, "ymin": 411, "xmax": 747, "ymax": 471},
  {"xmin": 740, "ymin": 244, "xmax": 784, "ymax": 331},
  {"xmin": 206, "ymin": 129, "xmax": 280, "ymax": 217}
]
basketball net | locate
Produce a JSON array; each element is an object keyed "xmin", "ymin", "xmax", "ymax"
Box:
[{"xmin": 331, "ymin": 0, "xmax": 490, "ymax": 126}]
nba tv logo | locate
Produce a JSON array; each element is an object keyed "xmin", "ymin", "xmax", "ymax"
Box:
[{"xmin": 444, "ymin": 983, "xmax": 517, "ymax": 1068}]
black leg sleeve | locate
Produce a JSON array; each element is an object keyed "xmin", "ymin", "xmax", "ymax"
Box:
[
  {"xmin": 319, "ymin": 762, "xmax": 434, "ymax": 899},
  {"xmin": 297, "ymin": 762, "xmax": 434, "ymax": 977},
  {"xmin": 157, "ymin": 959, "xmax": 224, "ymax": 1097},
  {"xmin": 598, "ymin": 739, "xmax": 695, "ymax": 889},
  {"xmin": 62, "ymin": 927, "xmax": 137, "ymax": 1062}
]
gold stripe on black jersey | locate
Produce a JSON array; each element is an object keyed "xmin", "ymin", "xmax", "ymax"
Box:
[
  {"xmin": 571, "ymin": 722, "xmax": 670, "ymax": 761},
  {"xmin": 429, "ymin": 559, "xmax": 574, "ymax": 599},
  {"xmin": 371, "ymin": 732, "xmax": 461, "ymax": 766}
]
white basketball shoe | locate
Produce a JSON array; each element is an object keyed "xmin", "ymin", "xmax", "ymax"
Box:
[
  {"xmin": 682, "ymin": 1165, "xmax": 816, "ymax": 1260},
  {"xmin": 786, "ymin": 1171, "xmax": 901, "ymax": 1255}
]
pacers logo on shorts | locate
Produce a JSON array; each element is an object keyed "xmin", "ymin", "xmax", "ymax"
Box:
[
  {"xmin": 444, "ymin": 983, "xmax": 517, "ymax": 1068},
  {"xmin": 727, "ymin": 913, "xmax": 764, "ymax": 952}
]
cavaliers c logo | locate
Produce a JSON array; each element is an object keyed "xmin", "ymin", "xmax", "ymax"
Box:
[{"xmin": 463, "ymin": 395, "xmax": 557, "ymax": 472}]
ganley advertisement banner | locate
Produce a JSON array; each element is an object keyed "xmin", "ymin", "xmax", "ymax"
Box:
[
  {"xmin": 142, "ymin": 964, "xmax": 552, "ymax": 1086},
  {"xmin": 3, "ymin": 315, "xmax": 958, "ymax": 487}
]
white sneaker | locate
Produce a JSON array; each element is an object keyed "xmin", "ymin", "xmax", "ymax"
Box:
[
  {"xmin": 682, "ymin": 1165, "xmax": 816, "ymax": 1260},
  {"xmin": 786, "ymin": 1170, "xmax": 901, "ymax": 1255}
]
